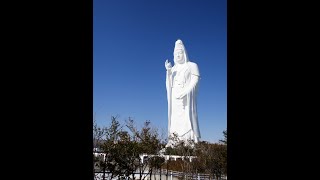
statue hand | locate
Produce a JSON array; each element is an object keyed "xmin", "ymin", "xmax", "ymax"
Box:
[
  {"xmin": 175, "ymin": 92, "xmax": 185, "ymax": 99},
  {"xmin": 165, "ymin": 59, "xmax": 172, "ymax": 70}
]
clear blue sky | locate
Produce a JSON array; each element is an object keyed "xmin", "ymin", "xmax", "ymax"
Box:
[{"xmin": 93, "ymin": 0, "xmax": 226, "ymax": 143}]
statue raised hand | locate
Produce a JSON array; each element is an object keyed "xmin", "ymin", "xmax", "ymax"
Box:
[{"xmin": 165, "ymin": 59, "xmax": 172, "ymax": 71}]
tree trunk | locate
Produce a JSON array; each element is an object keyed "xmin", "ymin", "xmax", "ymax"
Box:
[
  {"xmin": 102, "ymin": 157, "xmax": 107, "ymax": 180},
  {"xmin": 166, "ymin": 163, "xmax": 168, "ymax": 180},
  {"xmin": 132, "ymin": 169, "xmax": 136, "ymax": 180}
]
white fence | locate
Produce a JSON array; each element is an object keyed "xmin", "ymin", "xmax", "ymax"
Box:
[{"xmin": 94, "ymin": 169, "xmax": 226, "ymax": 180}]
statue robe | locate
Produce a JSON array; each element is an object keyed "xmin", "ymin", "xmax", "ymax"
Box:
[{"xmin": 166, "ymin": 61, "xmax": 201, "ymax": 144}]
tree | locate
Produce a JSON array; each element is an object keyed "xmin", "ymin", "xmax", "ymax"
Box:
[
  {"xmin": 126, "ymin": 118, "xmax": 164, "ymax": 180},
  {"xmin": 93, "ymin": 116, "xmax": 107, "ymax": 151},
  {"xmin": 219, "ymin": 129, "xmax": 227, "ymax": 145},
  {"xmin": 98, "ymin": 116, "xmax": 137, "ymax": 179},
  {"xmin": 162, "ymin": 134, "xmax": 197, "ymax": 179},
  {"xmin": 195, "ymin": 138, "xmax": 227, "ymax": 179},
  {"xmin": 93, "ymin": 116, "xmax": 108, "ymax": 179},
  {"xmin": 99, "ymin": 116, "xmax": 123, "ymax": 179},
  {"xmin": 95, "ymin": 116, "xmax": 164, "ymax": 180},
  {"xmin": 207, "ymin": 143, "xmax": 227, "ymax": 180},
  {"xmin": 160, "ymin": 130, "xmax": 227, "ymax": 179}
]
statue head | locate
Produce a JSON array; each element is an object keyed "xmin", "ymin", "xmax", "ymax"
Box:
[{"xmin": 174, "ymin": 39, "xmax": 189, "ymax": 65}]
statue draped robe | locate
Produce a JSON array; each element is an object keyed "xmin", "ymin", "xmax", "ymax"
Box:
[{"xmin": 166, "ymin": 61, "xmax": 201, "ymax": 144}]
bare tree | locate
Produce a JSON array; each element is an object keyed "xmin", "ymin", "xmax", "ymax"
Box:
[
  {"xmin": 94, "ymin": 116, "xmax": 164, "ymax": 180},
  {"xmin": 93, "ymin": 115, "xmax": 108, "ymax": 179},
  {"xmin": 219, "ymin": 129, "xmax": 227, "ymax": 145},
  {"xmin": 126, "ymin": 118, "xmax": 163, "ymax": 180},
  {"xmin": 195, "ymin": 141, "xmax": 227, "ymax": 180}
]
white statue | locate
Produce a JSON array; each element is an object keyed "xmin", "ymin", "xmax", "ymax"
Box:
[{"xmin": 165, "ymin": 39, "xmax": 201, "ymax": 146}]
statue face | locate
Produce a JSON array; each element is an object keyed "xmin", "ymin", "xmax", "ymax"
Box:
[{"xmin": 174, "ymin": 49, "xmax": 185, "ymax": 64}]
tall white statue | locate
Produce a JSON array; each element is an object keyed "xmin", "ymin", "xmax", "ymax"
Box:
[{"xmin": 165, "ymin": 39, "xmax": 201, "ymax": 146}]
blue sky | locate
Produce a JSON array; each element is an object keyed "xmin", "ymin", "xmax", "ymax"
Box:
[{"xmin": 93, "ymin": 0, "xmax": 227, "ymax": 143}]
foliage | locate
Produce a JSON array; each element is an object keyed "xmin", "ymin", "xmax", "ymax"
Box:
[
  {"xmin": 163, "ymin": 131, "xmax": 227, "ymax": 179},
  {"xmin": 219, "ymin": 129, "xmax": 227, "ymax": 145},
  {"xmin": 93, "ymin": 116, "xmax": 227, "ymax": 179},
  {"xmin": 94, "ymin": 116, "xmax": 165, "ymax": 180},
  {"xmin": 195, "ymin": 141, "xmax": 227, "ymax": 179}
]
